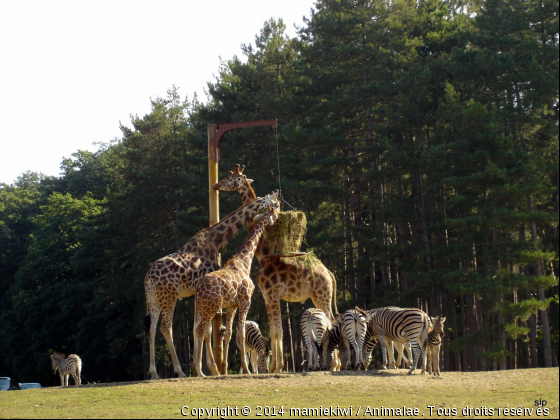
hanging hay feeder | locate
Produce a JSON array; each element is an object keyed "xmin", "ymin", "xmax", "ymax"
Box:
[{"xmin": 262, "ymin": 211, "xmax": 307, "ymax": 258}]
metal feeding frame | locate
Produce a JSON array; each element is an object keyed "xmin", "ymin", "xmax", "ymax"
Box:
[{"xmin": 206, "ymin": 119, "xmax": 277, "ymax": 375}]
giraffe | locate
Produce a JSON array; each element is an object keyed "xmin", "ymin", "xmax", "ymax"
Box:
[
  {"xmin": 214, "ymin": 165, "xmax": 338, "ymax": 372},
  {"xmin": 193, "ymin": 205, "xmax": 279, "ymax": 377},
  {"xmin": 144, "ymin": 190, "xmax": 279, "ymax": 379}
]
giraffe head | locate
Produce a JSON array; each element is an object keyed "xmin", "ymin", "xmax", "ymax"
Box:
[
  {"xmin": 213, "ymin": 164, "xmax": 254, "ymax": 191},
  {"xmin": 253, "ymin": 202, "xmax": 280, "ymax": 228},
  {"xmin": 255, "ymin": 190, "xmax": 280, "ymax": 216},
  {"xmin": 430, "ymin": 315, "xmax": 446, "ymax": 337}
]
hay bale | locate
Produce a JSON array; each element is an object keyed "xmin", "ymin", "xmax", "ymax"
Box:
[{"xmin": 263, "ymin": 211, "xmax": 307, "ymax": 255}]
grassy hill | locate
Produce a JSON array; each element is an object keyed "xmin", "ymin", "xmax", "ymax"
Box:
[{"xmin": 0, "ymin": 368, "xmax": 557, "ymax": 419}]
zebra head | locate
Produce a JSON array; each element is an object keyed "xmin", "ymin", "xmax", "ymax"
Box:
[
  {"xmin": 257, "ymin": 348, "xmax": 271, "ymax": 374},
  {"xmin": 431, "ymin": 316, "xmax": 446, "ymax": 337},
  {"xmin": 50, "ymin": 352, "xmax": 64, "ymax": 374}
]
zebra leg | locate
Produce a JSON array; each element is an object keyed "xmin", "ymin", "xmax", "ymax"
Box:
[
  {"xmin": 159, "ymin": 303, "xmax": 186, "ymax": 378},
  {"xmin": 377, "ymin": 331, "xmax": 389, "ymax": 369},
  {"xmin": 408, "ymin": 338, "xmax": 422, "ymax": 375},
  {"xmin": 435, "ymin": 344, "xmax": 441, "ymax": 376},
  {"xmin": 72, "ymin": 372, "xmax": 79, "ymax": 386},
  {"xmin": 387, "ymin": 340, "xmax": 397, "ymax": 369},
  {"xmin": 59, "ymin": 372, "xmax": 65, "ymax": 387},
  {"xmin": 147, "ymin": 306, "xmax": 161, "ymax": 380},
  {"xmin": 348, "ymin": 338, "xmax": 361, "ymax": 370},
  {"xmin": 250, "ymin": 350, "xmax": 258, "ymax": 374}
]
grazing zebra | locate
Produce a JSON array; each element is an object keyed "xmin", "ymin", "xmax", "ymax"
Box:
[
  {"xmin": 427, "ymin": 316, "xmax": 446, "ymax": 376},
  {"xmin": 234, "ymin": 321, "xmax": 271, "ymax": 374},
  {"xmin": 325, "ymin": 308, "xmax": 369, "ymax": 370},
  {"xmin": 50, "ymin": 353, "xmax": 82, "ymax": 386},
  {"xmin": 301, "ymin": 308, "xmax": 332, "ymax": 371},
  {"xmin": 371, "ymin": 307, "xmax": 431, "ymax": 375}
]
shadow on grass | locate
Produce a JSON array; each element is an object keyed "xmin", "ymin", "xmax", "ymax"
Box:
[{"xmin": 77, "ymin": 369, "xmax": 413, "ymax": 389}]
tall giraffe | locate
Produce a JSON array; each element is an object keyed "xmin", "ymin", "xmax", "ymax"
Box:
[
  {"xmin": 144, "ymin": 190, "xmax": 279, "ymax": 379},
  {"xmin": 214, "ymin": 165, "xmax": 338, "ymax": 372},
  {"xmin": 193, "ymin": 205, "xmax": 279, "ymax": 377}
]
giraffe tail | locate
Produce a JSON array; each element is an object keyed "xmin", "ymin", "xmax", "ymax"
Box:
[{"xmin": 329, "ymin": 269, "xmax": 339, "ymax": 316}]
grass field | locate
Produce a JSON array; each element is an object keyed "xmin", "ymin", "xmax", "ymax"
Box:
[{"xmin": 0, "ymin": 368, "xmax": 557, "ymax": 419}]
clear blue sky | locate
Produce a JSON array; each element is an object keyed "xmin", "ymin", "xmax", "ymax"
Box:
[{"xmin": 0, "ymin": 0, "xmax": 316, "ymax": 185}]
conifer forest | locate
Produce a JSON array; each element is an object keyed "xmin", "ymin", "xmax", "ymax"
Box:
[{"xmin": 0, "ymin": 0, "xmax": 558, "ymax": 385}]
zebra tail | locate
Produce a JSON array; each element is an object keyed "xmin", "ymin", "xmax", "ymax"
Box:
[
  {"xmin": 145, "ymin": 315, "xmax": 151, "ymax": 336},
  {"xmin": 308, "ymin": 317, "xmax": 317, "ymax": 344}
]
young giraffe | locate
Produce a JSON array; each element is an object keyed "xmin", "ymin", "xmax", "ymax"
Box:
[
  {"xmin": 214, "ymin": 165, "xmax": 338, "ymax": 372},
  {"xmin": 144, "ymin": 191, "xmax": 279, "ymax": 379},
  {"xmin": 193, "ymin": 205, "xmax": 279, "ymax": 377}
]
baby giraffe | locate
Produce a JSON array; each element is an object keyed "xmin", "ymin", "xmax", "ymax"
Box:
[
  {"xmin": 427, "ymin": 315, "xmax": 446, "ymax": 376},
  {"xmin": 193, "ymin": 205, "xmax": 279, "ymax": 377}
]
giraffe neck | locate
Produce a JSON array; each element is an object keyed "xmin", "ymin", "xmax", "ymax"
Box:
[
  {"xmin": 235, "ymin": 181, "xmax": 271, "ymax": 264},
  {"xmin": 178, "ymin": 199, "xmax": 264, "ymax": 254},
  {"xmin": 228, "ymin": 218, "xmax": 269, "ymax": 275},
  {"xmin": 239, "ymin": 182, "xmax": 257, "ymax": 205}
]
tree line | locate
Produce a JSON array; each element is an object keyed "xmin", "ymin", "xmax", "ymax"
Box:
[{"xmin": 0, "ymin": 0, "xmax": 558, "ymax": 384}]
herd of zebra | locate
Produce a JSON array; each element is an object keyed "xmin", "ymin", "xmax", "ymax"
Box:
[
  {"xmin": 238, "ymin": 306, "xmax": 446, "ymax": 376},
  {"xmin": 48, "ymin": 305, "xmax": 444, "ymax": 387}
]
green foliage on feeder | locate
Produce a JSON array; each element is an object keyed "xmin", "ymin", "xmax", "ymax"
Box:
[
  {"xmin": 263, "ymin": 211, "xmax": 307, "ymax": 255},
  {"xmin": 282, "ymin": 251, "xmax": 322, "ymax": 278}
]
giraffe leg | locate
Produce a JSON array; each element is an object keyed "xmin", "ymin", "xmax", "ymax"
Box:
[
  {"xmin": 159, "ymin": 304, "xmax": 186, "ymax": 378},
  {"xmin": 193, "ymin": 314, "xmax": 211, "ymax": 377},
  {"xmin": 222, "ymin": 308, "xmax": 237, "ymax": 375},
  {"xmin": 147, "ymin": 306, "xmax": 161, "ymax": 380},
  {"xmin": 204, "ymin": 331, "xmax": 220, "ymax": 376},
  {"xmin": 265, "ymin": 298, "xmax": 283, "ymax": 373},
  {"xmin": 238, "ymin": 299, "xmax": 251, "ymax": 374}
]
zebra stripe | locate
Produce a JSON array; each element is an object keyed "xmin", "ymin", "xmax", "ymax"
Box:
[
  {"xmin": 301, "ymin": 308, "xmax": 332, "ymax": 371},
  {"xmin": 51, "ymin": 353, "xmax": 82, "ymax": 386},
  {"xmin": 427, "ymin": 316, "xmax": 446, "ymax": 376},
  {"xmin": 325, "ymin": 308, "xmax": 369, "ymax": 370},
  {"xmin": 371, "ymin": 307, "xmax": 431, "ymax": 375},
  {"xmin": 236, "ymin": 321, "xmax": 270, "ymax": 374}
]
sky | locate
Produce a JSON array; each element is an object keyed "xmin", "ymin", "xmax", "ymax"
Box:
[{"xmin": 0, "ymin": 0, "xmax": 316, "ymax": 185}]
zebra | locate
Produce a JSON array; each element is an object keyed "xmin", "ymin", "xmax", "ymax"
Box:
[
  {"xmin": 427, "ymin": 315, "xmax": 446, "ymax": 376},
  {"xmin": 301, "ymin": 308, "xmax": 332, "ymax": 371},
  {"xmin": 324, "ymin": 308, "xmax": 369, "ymax": 370},
  {"xmin": 234, "ymin": 321, "xmax": 270, "ymax": 374},
  {"xmin": 371, "ymin": 307, "xmax": 431, "ymax": 375},
  {"xmin": 50, "ymin": 352, "xmax": 82, "ymax": 386}
]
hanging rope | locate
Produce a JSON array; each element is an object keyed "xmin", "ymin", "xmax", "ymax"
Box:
[
  {"xmin": 274, "ymin": 122, "xmax": 300, "ymax": 212},
  {"xmin": 275, "ymin": 123, "xmax": 282, "ymax": 198}
]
